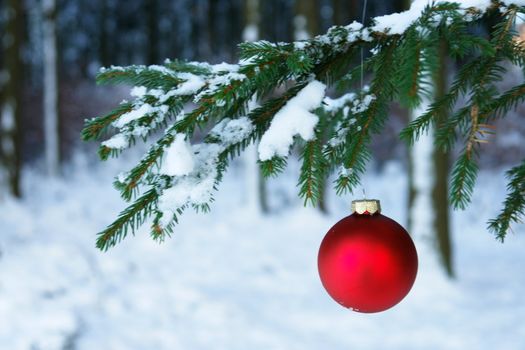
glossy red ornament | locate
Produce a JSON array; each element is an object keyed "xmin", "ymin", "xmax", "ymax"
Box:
[{"xmin": 318, "ymin": 200, "xmax": 418, "ymax": 313}]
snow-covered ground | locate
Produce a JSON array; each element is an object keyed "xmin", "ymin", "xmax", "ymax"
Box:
[{"xmin": 0, "ymin": 154, "xmax": 524, "ymax": 350}]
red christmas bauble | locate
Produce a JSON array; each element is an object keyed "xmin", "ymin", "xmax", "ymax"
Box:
[{"xmin": 318, "ymin": 199, "xmax": 418, "ymax": 313}]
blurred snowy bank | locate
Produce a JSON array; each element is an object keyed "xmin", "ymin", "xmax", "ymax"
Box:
[{"xmin": 0, "ymin": 153, "xmax": 524, "ymax": 350}]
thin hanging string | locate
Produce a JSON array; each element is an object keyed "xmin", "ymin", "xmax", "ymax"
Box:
[
  {"xmin": 360, "ymin": 0, "xmax": 368, "ymax": 199},
  {"xmin": 360, "ymin": 0, "xmax": 368, "ymax": 90}
]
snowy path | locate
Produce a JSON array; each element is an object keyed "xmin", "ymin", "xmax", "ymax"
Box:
[{"xmin": 0, "ymin": 155, "xmax": 524, "ymax": 350}]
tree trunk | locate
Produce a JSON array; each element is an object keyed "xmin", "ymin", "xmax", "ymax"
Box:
[
  {"xmin": 332, "ymin": 0, "xmax": 359, "ymax": 25},
  {"xmin": 146, "ymin": 0, "xmax": 159, "ymax": 64},
  {"xmin": 243, "ymin": 0, "xmax": 259, "ymax": 42},
  {"xmin": 228, "ymin": 0, "xmax": 243, "ymax": 60},
  {"xmin": 0, "ymin": 0, "xmax": 24, "ymax": 198},
  {"xmin": 43, "ymin": 0, "xmax": 60, "ymax": 176},
  {"xmin": 432, "ymin": 40, "xmax": 454, "ymax": 277},
  {"xmin": 294, "ymin": 0, "xmax": 320, "ymax": 39},
  {"xmin": 406, "ymin": 0, "xmax": 454, "ymax": 277},
  {"xmin": 243, "ymin": 0, "xmax": 270, "ymax": 214},
  {"xmin": 191, "ymin": 0, "xmax": 211, "ymax": 60}
]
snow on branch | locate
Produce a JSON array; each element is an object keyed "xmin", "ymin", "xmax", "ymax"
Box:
[
  {"xmin": 158, "ymin": 117, "xmax": 254, "ymax": 227},
  {"xmin": 258, "ymin": 80, "xmax": 326, "ymax": 161}
]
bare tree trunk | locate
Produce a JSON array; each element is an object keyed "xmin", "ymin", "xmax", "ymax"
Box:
[
  {"xmin": 406, "ymin": 0, "xmax": 432, "ymax": 240},
  {"xmin": 146, "ymin": 0, "xmax": 159, "ymax": 64},
  {"xmin": 406, "ymin": 0, "xmax": 453, "ymax": 277},
  {"xmin": 0, "ymin": 0, "xmax": 24, "ymax": 198},
  {"xmin": 332, "ymin": 0, "xmax": 358, "ymax": 25},
  {"xmin": 243, "ymin": 0, "xmax": 259, "ymax": 42},
  {"xmin": 42, "ymin": 0, "xmax": 60, "ymax": 176},
  {"xmin": 243, "ymin": 0, "xmax": 270, "ymax": 214},
  {"xmin": 406, "ymin": 142, "xmax": 416, "ymax": 233},
  {"xmin": 432, "ymin": 40, "xmax": 454, "ymax": 277},
  {"xmin": 191, "ymin": 0, "xmax": 211, "ymax": 60},
  {"xmin": 294, "ymin": 0, "xmax": 319, "ymax": 38}
]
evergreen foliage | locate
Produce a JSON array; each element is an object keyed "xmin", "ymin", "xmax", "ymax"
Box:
[{"xmin": 82, "ymin": 1, "xmax": 525, "ymax": 250}]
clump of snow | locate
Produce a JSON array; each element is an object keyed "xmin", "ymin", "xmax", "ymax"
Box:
[
  {"xmin": 338, "ymin": 165, "xmax": 354, "ymax": 178},
  {"xmin": 128, "ymin": 73, "xmax": 203, "ymax": 106},
  {"xmin": 195, "ymin": 72, "xmax": 247, "ymax": 102},
  {"xmin": 173, "ymin": 73, "xmax": 206, "ymax": 95},
  {"xmin": 148, "ymin": 64, "xmax": 177, "ymax": 76},
  {"xmin": 346, "ymin": 21, "xmax": 363, "ymax": 32},
  {"xmin": 372, "ymin": 0, "xmax": 433, "ymax": 35},
  {"xmin": 100, "ymin": 64, "xmax": 180, "ymax": 79},
  {"xmin": 351, "ymin": 94, "xmax": 376, "ymax": 114},
  {"xmin": 345, "ymin": 21, "xmax": 364, "ymax": 42},
  {"xmin": 294, "ymin": 41, "xmax": 309, "ymax": 50},
  {"xmin": 99, "ymin": 65, "xmax": 125, "ymax": 73},
  {"xmin": 158, "ymin": 143, "xmax": 222, "ymax": 226},
  {"xmin": 371, "ymin": 0, "xmax": 493, "ymax": 35},
  {"xmin": 328, "ymin": 123, "xmax": 351, "ymax": 148},
  {"xmin": 113, "ymin": 103, "xmax": 155, "ymax": 129},
  {"xmin": 158, "ymin": 117, "xmax": 255, "ymax": 226},
  {"xmin": 258, "ymin": 80, "xmax": 326, "ymax": 161},
  {"xmin": 323, "ymin": 93, "xmax": 357, "ymax": 114},
  {"xmin": 323, "ymin": 92, "xmax": 374, "ymax": 148},
  {"xmin": 314, "ymin": 19, "xmax": 370, "ymax": 51},
  {"xmin": 101, "ymin": 133, "xmax": 129, "ymax": 150},
  {"xmin": 210, "ymin": 117, "xmax": 254, "ymax": 146},
  {"xmin": 158, "ymin": 171, "xmax": 216, "ymax": 212},
  {"xmin": 160, "ymin": 134, "xmax": 195, "ymax": 177},
  {"xmin": 159, "ymin": 172, "xmax": 216, "ymax": 216},
  {"xmin": 211, "ymin": 62, "xmax": 240, "ymax": 73},
  {"xmin": 130, "ymin": 86, "xmax": 147, "ymax": 98}
]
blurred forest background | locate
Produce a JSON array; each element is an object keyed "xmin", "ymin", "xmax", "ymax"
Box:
[
  {"xmin": 1, "ymin": 1, "xmax": 525, "ymax": 349},
  {"xmin": 1, "ymin": 0, "xmax": 524, "ymax": 276}
]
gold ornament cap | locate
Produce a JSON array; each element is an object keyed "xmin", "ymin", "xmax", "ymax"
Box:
[{"xmin": 351, "ymin": 199, "xmax": 381, "ymax": 215}]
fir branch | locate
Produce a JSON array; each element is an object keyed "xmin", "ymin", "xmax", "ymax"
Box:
[
  {"xmin": 488, "ymin": 160, "xmax": 525, "ymax": 241},
  {"xmin": 97, "ymin": 65, "xmax": 184, "ymax": 89},
  {"xmin": 260, "ymin": 157, "xmax": 288, "ymax": 178},
  {"xmin": 446, "ymin": 9, "xmax": 518, "ymax": 210},
  {"xmin": 449, "ymin": 150, "xmax": 479, "ymax": 209},
  {"xmin": 238, "ymin": 41, "xmax": 292, "ymax": 61},
  {"xmin": 395, "ymin": 26, "xmax": 430, "ymax": 108},
  {"xmin": 81, "ymin": 103, "xmax": 132, "ymax": 141},
  {"xmin": 164, "ymin": 59, "xmax": 213, "ymax": 75},
  {"xmin": 486, "ymin": 83, "xmax": 525, "ymax": 119},
  {"xmin": 96, "ymin": 189, "xmax": 158, "ymax": 251},
  {"xmin": 299, "ymin": 135, "xmax": 327, "ymax": 205},
  {"xmin": 400, "ymin": 58, "xmax": 479, "ymax": 145},
  {"xmin": 115, "ymin": 77, "xmax": 258, "ymax": 200}
]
